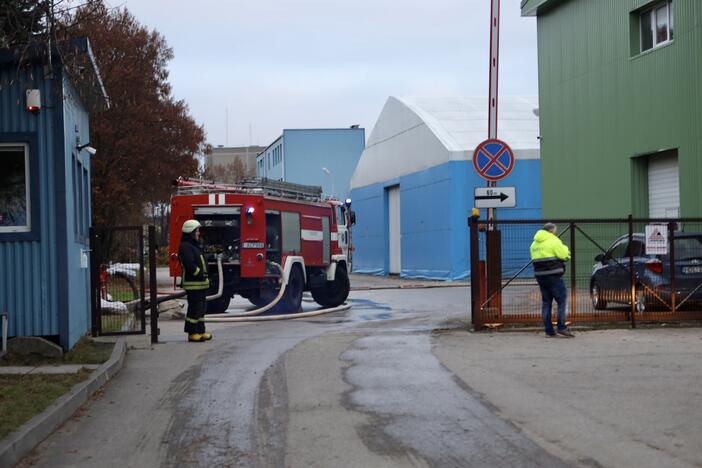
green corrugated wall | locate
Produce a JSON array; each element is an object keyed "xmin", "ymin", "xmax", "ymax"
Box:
[{"xmin": 533, "ymin": 0, "xmax": 702, "ymax": 218}]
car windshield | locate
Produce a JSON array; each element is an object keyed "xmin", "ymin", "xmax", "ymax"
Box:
[{"xmin": 674, "ymin": 236, "xmax": 702, "ymax": 261}]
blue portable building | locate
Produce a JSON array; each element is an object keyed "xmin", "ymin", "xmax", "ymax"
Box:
[
  {"xmin": 256, "ymin": 128, "xmax": 365, "ymax": 200},
  {"xmin": 0, "ymin": 39, "xmax": 108, "ymax": 350},
  {"xmin": 349, "ymin": 96, "xmax": 542, "ymax": 280}
]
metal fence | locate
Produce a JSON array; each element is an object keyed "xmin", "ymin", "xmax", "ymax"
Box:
[
  {"xmin": 469, "ymin": 217, "xmax": 702, "ymax": 330},
  {"xmin": 90, "ymin": 226, "xmax": 160, "ymax": 341}
]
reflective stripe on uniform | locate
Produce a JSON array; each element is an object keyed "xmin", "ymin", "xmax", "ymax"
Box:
[
  {"xmin": 180, "ymin": 254, "xmax": 210, "ymax": 290},
  {"xmin": 535, "ymin": 268, "xmax": 565, "ymax": 276},
  {"xmin": 185, "ymin": 316, "xmax": 199, "ymax": 324}
]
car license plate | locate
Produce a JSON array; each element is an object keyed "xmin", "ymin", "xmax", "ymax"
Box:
[
  {"xmin": 682, "ymin": 266, "xmax": 702, "ymax": 274},
  {"xmin": 241, "ymin": 242, "xmax": 264, "ymax": 249}
]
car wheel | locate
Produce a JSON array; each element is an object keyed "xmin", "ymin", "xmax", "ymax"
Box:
[{"xmin": 591, "ymin": 281, "xmax": 607, "ymax": 310}]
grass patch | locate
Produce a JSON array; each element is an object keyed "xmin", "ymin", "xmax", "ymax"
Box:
[
  {"xmin": 0, "ymin": 369, "xmax": 92, "ymax": 439},
  {"xmin": 106, "ymin": 274, "xmax": 139, "ymax": 302},
  {"xmin": 0, "ymin": 337, "xmax": 114, "ymax": 367},
  {"xmin": 101, "ymin": 314, "xmax": 131, "ymax": 333}
]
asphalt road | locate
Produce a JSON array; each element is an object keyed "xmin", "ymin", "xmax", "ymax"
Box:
[{"xmin": 17, "ymin": 286, "xmax": 702, "ymax": 467}]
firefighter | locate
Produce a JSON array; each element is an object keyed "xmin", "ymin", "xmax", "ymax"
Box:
[
  {"xmin": 179, "ymin": 219, "xmax": 213, "ymax": 342},
  {"xmin": 530, "ymin": 222, "xmax": 574, "ymax": 338}
]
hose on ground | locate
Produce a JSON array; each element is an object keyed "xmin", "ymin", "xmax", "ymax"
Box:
[
  {"xmin": 203, "ymin": 302, "xmax": 351, "ymax": 322},
  {"xmin": 204, "ymin": 261, "xmax": 352, "ymax": 322},
  {"xmin": 205, "ymin": 261, "xmax": 288, "ymax": 318}
]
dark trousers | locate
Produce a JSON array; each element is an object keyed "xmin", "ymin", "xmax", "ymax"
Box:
[
  {"xmin": 536, "ymin": 274, "xmax": 568, "ymax": 334},
  {"xmin": 184, "ymin": 290, "xmax": 207, "ymax": 334}
]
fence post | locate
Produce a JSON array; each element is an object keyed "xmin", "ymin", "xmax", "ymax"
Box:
[
  {"xmin": 629, "ymin": 215, "xmax": 636, "ymax": 328},
  {"xmin": 89, "ymin": 227, "xmax": 100, "ymax": 337},
  {"xmin": 469, "ymin": 214, "xmax": 482, "ymax": 330},
  {"xmin": 138, "ymin": 228, "xmax": 147, "ymax": 334},
  {"xmin": 149, "ymin": 226, "xmax": 159, "ymax": 344},
  {"xmin": 570, "ymin": 223, "xmax": 576, "ymax": 320},
  {"xmin": 669, "ymin": 221, "xmax": 676, "ymax": 313}
]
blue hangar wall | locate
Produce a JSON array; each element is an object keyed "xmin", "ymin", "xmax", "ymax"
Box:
[
  {"xmin": 350, "ymin": 159, "xmax": 542, "ymax": 280},
  {"xmin": 0, "ymin": 62, "xmax": 93, "ymax": 350}
]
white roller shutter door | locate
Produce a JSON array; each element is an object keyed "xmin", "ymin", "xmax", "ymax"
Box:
[
  {"xmin": 648, "ymin": 154, "xmax": 679, "ymax": 218},
  {"xmin": 388, "ymin": 186, "xmax": 401, "ymax": 274}
]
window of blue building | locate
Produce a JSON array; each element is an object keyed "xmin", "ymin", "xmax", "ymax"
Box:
[
  {"xmin": 0, "ymin": 143, "xmax": 30, "ymax": 232},
  {"xmin": 72, "ymin": 154, "xmax": 89, "ymax": 240}
]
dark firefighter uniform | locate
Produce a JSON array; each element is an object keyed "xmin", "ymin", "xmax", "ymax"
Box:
[{"xmin": 179, "ymin": 224, "xmax": 211, "ymax": 341}]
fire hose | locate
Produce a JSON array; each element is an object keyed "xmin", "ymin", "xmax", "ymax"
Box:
[
  {"xmin": 203, "ymin": 259, "xmax": 351, "ymax": 322},
  {"xmin": 150, "ymin": 256, "xmax": 350, "ymax": 322}
]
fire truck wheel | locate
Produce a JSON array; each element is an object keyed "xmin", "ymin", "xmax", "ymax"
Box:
[
  {"xmin": 311, "ymin": 262, "xmax": 350, "ymax": 308},
  {"xmin": 206, "ymin": 294, "xmax": 231, "ymax": 314},
  {"xmin": 277, "ymin": 265, "xmax": 305, "ymax": 313},
  {"xmin": 249, "ymin": 295, "xmax": 268, "ymax": 307}
]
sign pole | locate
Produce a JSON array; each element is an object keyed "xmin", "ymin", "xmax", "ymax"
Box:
[{"xmin": 487, "ymin": 0, "xmax": 500, "ymax": 224}]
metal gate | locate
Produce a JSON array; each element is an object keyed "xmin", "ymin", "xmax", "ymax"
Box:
[
  {"xmin": 470, "ymin": 217, "xmax": 702, "ymax": 329},
  {"xmin": 90, "ymin": 226, "xmax": 147, "ymax": 336}
]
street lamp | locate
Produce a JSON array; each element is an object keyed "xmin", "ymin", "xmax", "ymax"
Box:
[{"xmin": 321, "ymin": 166, "xmax": 335, "ymax": 197}]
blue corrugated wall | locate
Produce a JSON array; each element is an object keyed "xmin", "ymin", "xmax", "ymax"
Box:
[
  {"xmin": 0, "ymin": 63, "xmax": 62, "ymax": 340},
  {"xmin": 62, "ymin": 75, "xmax": 92, "ymax": 347},
  {"xmin": 350, "ymin": 159, "xmax": 542, "ymax": 280},
  {"xmin": 1, "ymin": 63, "xmax": 92, "ymax": 349}
]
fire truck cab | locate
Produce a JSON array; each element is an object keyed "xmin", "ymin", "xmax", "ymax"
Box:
[{"xmin": 169, "ymin": 177, "xmax": 352, "ymax": 314}]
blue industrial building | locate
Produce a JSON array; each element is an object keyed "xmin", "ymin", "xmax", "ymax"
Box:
[
  {"xmin": 349, "ymin": 96, "xmax": 542, "ymax": 280},
  {"xmin": 0, "ymin": 39, "xmax": 108, "ymax": 350},
  {"xmin": 256, "ymin": 128, "xmax": 365, "ymax": 200}
]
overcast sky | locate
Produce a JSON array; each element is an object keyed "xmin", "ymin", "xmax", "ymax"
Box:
[{"xmin": 116, "ymin": 0, "xmax": 538, "ymax": 148}]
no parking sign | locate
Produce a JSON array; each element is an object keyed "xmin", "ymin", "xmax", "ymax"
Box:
[{"xmin": 472, "ymin": 138, "xmax": 515, "ymax": 181}]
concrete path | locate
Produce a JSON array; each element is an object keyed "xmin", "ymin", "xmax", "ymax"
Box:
[
  {"xmin": 434, "ymin": 328, "xmax": 702, "ymax": 468},
  {"xmin": 15, "ymin": 283, "xmax": 702, "ymax": 467}
]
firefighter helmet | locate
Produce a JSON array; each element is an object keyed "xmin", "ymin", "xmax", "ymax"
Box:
[{"xmin": 182, "ymin": 219, "xmax": 201, "ymax": 234}]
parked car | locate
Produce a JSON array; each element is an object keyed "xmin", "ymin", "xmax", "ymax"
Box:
[{"xmin": 590, "ymin": 232, "xmax": 702, "ymax": 312}]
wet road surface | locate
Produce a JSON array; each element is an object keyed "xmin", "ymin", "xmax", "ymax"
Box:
[{"xmin": 19, "ymin": 287, "xmax": 569, "ymax": 467}]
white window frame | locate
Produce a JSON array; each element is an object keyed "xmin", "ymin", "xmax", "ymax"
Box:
[
  {"xmin": 0, "ymin": 143, "xmax": 31, "ymax": 233},
  {"xmin": 640, "ymin": 0, "xmax": 673, "ymax": 53}
]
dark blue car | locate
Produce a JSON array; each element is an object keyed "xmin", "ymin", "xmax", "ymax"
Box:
[{"xmin": 590, "ymin": 232, "xmax": 702, "ymax": 312}]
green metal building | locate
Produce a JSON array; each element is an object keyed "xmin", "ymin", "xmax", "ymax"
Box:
[{"xmin": 522, "ymin": 0, "xmax": 702, "ymax": 218}]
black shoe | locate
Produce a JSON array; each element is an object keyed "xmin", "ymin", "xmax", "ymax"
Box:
[
  {"xmin": 545, "ymin": 332, "xmax": 556, "ymax": 338},
  {"xmin": 557, "ymin": 329, "xmax": 575, "ymax": 338}
]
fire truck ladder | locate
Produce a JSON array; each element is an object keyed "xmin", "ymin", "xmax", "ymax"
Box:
[{"xmin": 174, "ymin": 177, "xmax": 324, "ymax": 202}]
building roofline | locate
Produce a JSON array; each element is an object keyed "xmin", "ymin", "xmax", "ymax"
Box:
[
  {"xmin": 257, "ymin": 135, "xmax": 284, "ymax": 158},
  {"xmin": 0, "ymin": 37, "xmax": 109, "ymax": 110},
  {"xmin": 521, "ymin": 0, "xmax": 564, "ymax": 16},
  {"xmin": 257, "ymin": 127, "xmax": 366, "ymax": 158},
  {"xmin": 282, "ymin": 127, "xmax": 365, "ymax": 132}
]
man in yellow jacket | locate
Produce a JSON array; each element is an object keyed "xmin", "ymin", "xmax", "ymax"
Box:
[{"xmin": 530, "ymin": 223, "xmax": 574, "ymax": 338}]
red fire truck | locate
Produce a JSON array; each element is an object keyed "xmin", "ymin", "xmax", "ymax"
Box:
[{"xmin": 169, "ymin": 177, "xmax": 353, "ymax": 314}]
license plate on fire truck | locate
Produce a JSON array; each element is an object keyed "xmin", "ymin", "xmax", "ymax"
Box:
[
  {"xmin": 682, "ymin": 266, "xmax": 702, "ymax": 274},
  {"xmin": 242, "ymin": 242, "xmax": 264, "ymax": 249}
]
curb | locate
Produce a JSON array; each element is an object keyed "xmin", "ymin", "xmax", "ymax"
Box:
[{"xmin": 0, "ymin": 339, "xmax": 127, "ymax": 467}]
